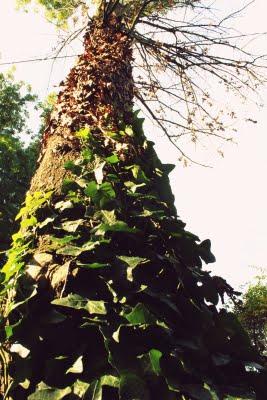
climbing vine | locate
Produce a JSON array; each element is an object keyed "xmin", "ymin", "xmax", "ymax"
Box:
[{"xmin": 1, "ymin": 113, "xmax": 265, "ymax": 399}]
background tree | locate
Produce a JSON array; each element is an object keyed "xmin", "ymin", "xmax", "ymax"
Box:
[
  {"xmin": 1, "ymin": 1, "xmax": 266, "ymax": 399},
  {"xmin": 234, "ymin": 268, "xmax": 267, "ymax": 358},
  {"xmin": 0, "ymin": 70, "xmax": 37, "ymax": 263}
]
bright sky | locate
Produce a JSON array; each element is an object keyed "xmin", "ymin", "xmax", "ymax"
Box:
[{"xmin": 0, "ymin": 0, "xmax": 266, "ymax": 289}]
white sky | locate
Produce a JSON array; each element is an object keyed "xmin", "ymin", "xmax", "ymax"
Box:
[{"xmin": 0, "ymin": 0, "xmax": 266, "ymax": 289}]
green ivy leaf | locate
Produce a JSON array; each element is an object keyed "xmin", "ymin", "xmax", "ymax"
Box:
[
  {"xmin": 127, "ymin": 164, "xmax": 149, "ymax": 183},
  {"xmin": 88, "ymin": 300, "xmax": 107, "ymax": 315},
  {"xmin": 56, "ymin": 241, "xmax": 100, "ymax": 256},
  {"xmin": 98, "ymin": 182, "xmax": 116, "ymax": 201},
  {"xmin": 84, "ymin": 181, "xmax": 98, "ymax": 198},
  {"xmin": 149, "ymin": 349, "xmax": 162, "ymax": 374},
  {"xmin": 82, "ymin": 148, "xmax": 93, "ymax": 162},
  {"xmin": 51, "ymin": 235, "xmax": 78, "ymax": 246},
  {"xmin": 75, "ymin": 127, "xmax": 91, "ymax": 140},
  {"xmin": 94, "ymin": 221, "xmax": 138, "ymax": 236},
  {"xmin": 28, "ymin": 384, "xmax": 71, "ymax": 399},
  {"xmin": 124, "ymin": 303, "xmax": 157, "ymax": 325},
  {"xmin": 77, "ymin": 262, "xmax": 110, "ymax": 269},
  {"xmin": 101, "ymin": 210, "xmax": 116, "ymax": 224},
  {"xmin": 73, "ymin": 380, "xmax": 90, "ymax": 397},
  {"xmin": 20, "ymin": 215, "xmax": 37, "ymax": 229},
  {"xmin": 105, "ymin": 154, "xmax": 119, "ymax": 164},
  {"xmin": 64, "ymin": 160, "xmax": 81, "ymax": 175},
  {"xmin": 52, "ymin": 294, "xmax": 87, "ymax": 310}
]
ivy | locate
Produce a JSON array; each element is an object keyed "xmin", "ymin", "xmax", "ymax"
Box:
[{"xmin": 1, "ymin": 114, "xmax": 266, "ymax": 399}]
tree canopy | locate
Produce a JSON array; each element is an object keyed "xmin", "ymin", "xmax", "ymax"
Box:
[
  {"xmin": 0, "ymin": 69, "xmax": 36, "ymax": 137},
  {"xmin": 234, "ymin": 269, "xmax": 267, "ymax": 357},
  {"xmin": 15, "ymin": 0, "xmax": 266, "ymax": 163},
  {"xmin": 0, "ymin": 71, "xmax": 37, "ymax": 260}
]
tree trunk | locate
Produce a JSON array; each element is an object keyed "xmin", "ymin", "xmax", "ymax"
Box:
[
  {"xmin": 1, "ymin": 15, "xmax": 264, "ymax": 400},
  {"xmin": 31, "ymin": 17, "xmax": 134, "ymax": 194}
]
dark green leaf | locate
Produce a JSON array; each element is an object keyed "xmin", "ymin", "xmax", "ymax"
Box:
[
  {"xmin": 84, "ymin": 181, "xmax": 98, "ymax": 198},
  {"xmin": 124, "ymin": 303, "xmax": 157, "ymax": 325}
]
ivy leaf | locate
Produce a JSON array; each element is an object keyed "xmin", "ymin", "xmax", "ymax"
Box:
[
  {"xmin": 101, "ymin": 210, "xmax": 116, "ymax": 224},
  {"xmin": 149, "ymin": 349, "xmax": 162, "ymax": 374},
  {"xmin": 64, "ymin": 160, "xmax": 81, "ymax": 175},
  {"xmin": 54, "ymin": 200, "xmax": 74, "ymax": 212},
  {"xmin": 75, "ymin": 127, "xmax": 91, "ymax": 140},
  {"xmin": 199, "ymin": 239, "xmax": 216, "ymax": 264},
  {"xmin": 82, "ymin": 148, "xmax": 93, "ymax": 162},
  {"xmin": 28, "ymin": 384, "xmax": 71, "ymax": 399},
  {"xmin": 98, "ymin": 182, "xmax": 116, "ymax": 202},
  {"xmin": 93, "ymin": 210, "xmax": 138, "ymax": 236},
  {"xmin": 56, "ymin": 241, "xmax": 100, "ymax": 256},
  {"xmin": 88, "ymin": 300, "xmax": 107, "ymax": 315},
  {"xmin": 124, "ymin": 125, "xmax": 134, "ymax": 136},
  {"xmin": 66, "ymin": 356, "xmax": 83, "ymax": 374},
  {"xmin": 124, "ymin": 181, "xmax": 146, "ymax": 193},
  {"xmin": 117, "ymin": 256, "xmax": 148, "ymax": 281},
  {"xmin": 126, "ymin": 164, "xmax": 149, "ymax": 183},
  {"xmin": 94, "ymin": 221, "xmax": 138, "ymax": 236},
  {"xmin": 89, "ymin": 376, "xmax": 119, "ymax": 400},
  {"xmin": 60, "ymin": 219, "xmax": 84, "ymax": 233},
  {"xmin": 52, "ymin": 295, "xmax": 106, "ymax": 315},
  {"xmin": 94, "ymin": 161, "xmax": 106, "ymax": 184},
  {"xmin": 77, "ymin": 262, "xmax": 110, "ymax": 269},
  {"xmin": 10, "ymin": 343, "xmax": 30, "ymax": 359},
  {"xmin": 20, "ymin": 215, "xmax": 37, "ymax": 229},
  {"xmin": 38, "ymin": 216, "xmax": 56, "ymax": 229},
  {"xmin": 161, "ymin": 163, "xmax": 176, "ymax": 175},
  {"xmin": 51, "ymin": 235, "xmax": 78, "ymax": 246},
  {"xmin": 105, "ymin": 154, "xmax": 119, "ymax": 164},
  {"xmin": 73, "ymin": 380, "xmax": 90, "ymax": 397},
  {"xmin": 56, "ymin": 245, "xmax": 84, "ymax": 256},
  {"xmin": 52, "ymin": 294, "xmax": 87, "ymax": 310},
  {"xmin": 124, "ymin": 303, "xmax": 157, "ymax": 325},
  {"xmin": 84, "ymin": 181, "xmax": 98, "ymax": 198}
]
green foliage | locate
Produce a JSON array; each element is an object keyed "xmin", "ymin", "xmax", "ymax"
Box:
[
  {"xmin": 16, "ymin": 0, "xmax": 88, "ymax": 28},
  {"xmin": 0, "ymin": 70, "xmax": 38, "ymax": 261},
  {"xmin": 0, "ymin": 69, "xmax": 36, "ymax": 137},
  {"xmin": 0, "ymin": 137, "xmax": 36, "ymax": 262},
  {"xmin": 16, "ymin": 0, "xmax": 199, "ymax": 27},
  {"xmin": 38, "ymin": 92, "xmax": 57, "ymax": 135},
  {"xmin": 234, "ymin": 270, "xmax": 267, "ymax": 356},
  {"xmin": 0, "ymin": 135, "xmax": 37, "ymax": 259},
  {"xmin": 1, "ymin": 114, "xmax": 266, "ymax": 399}
]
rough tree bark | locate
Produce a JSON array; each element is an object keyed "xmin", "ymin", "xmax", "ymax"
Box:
[
  {"xmin": 1, "ymin": 14, "xmax": 266, "ymax": 400},
  {"xmin": 31, "ymin": 17, "xmax": 134, "ymax": 194}
]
